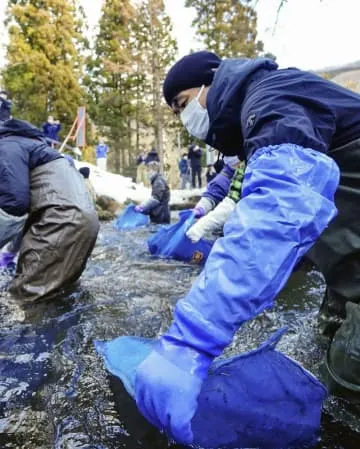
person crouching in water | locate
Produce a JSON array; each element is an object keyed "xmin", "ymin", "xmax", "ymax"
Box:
[
  {"xmin": 135, "ymin": 161, "xmax": 170, "ymax": 224},
  {"xmin": 0, "ymin": 117, "xmax": 99, "ymax": 302}
]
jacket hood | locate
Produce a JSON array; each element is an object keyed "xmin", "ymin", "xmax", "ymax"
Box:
[
  {"xmin": 0, "ymin": 118, "xmax": 45, "ymax": 139},
  {"xmin": 205, "ymin": 58, "xmax": 278, "ymax": 157}
]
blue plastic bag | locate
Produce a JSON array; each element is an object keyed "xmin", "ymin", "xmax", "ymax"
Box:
[
  {"xmin": 95, "ymin": 328, "xmax": 327, "ymax": 449},
  {"xmin": 113, "ymin": 204, "xmax": 149, "ymax": 230},
  {"xmin": 147, "ymin": 210, "xmax": 213, "ymax": 264}
]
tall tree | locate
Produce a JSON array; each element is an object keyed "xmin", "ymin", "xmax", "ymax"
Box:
[
  {"xmin": 133, "ymin": 0, "xmax": 178, "ymax": 171},
  {"xmin": 2, "ymin": 0, "xmax": 85, "ymax": 128},
  {"xmin": 185, "ymin": 0, "xmax": 263, "ymax": 58},
  {"xmin": 86, "ymin": 0, "xmax": 135, "ymax": 174},
  {"xmin": 86, "ymin": 0, "xmax": 177, "ymax": 175}
]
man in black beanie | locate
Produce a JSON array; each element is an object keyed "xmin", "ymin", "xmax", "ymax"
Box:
[{"xmin": 134, "ymin": 50, "xmax": 360, "ymax": 444}]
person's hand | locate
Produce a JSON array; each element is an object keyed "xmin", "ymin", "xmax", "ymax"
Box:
[
  {"xmin": 193, "ymin": 206, "xmax": 205, "ymax": 218},
  {"xmin": 135, "ymin": 205, "xmax": 145, "ymax": 213},
  {"xmin": 186, "ymin": 224, "xmax": 202, "ymax": 243},
  {"xmin": 135, "ymin": 338, "xmax": 211, "ymax": 444}
]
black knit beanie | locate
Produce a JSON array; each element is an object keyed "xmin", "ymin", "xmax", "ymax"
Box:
[{"xmin": 163, "ymin": 51, "xmax": 221, "ymax": 106}]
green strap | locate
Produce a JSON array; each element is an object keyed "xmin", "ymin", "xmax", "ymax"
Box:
[{"xmin": 228, "ymin": 163, "xmax": 245, "ymax": 203}]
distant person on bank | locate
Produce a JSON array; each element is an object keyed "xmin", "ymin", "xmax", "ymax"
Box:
[
  {"xmin": 178, "ymin": 153, "xmax": 191, "ymax": 189},
  {"xmin": 96, "ymin": 139, "xmax": 110, "ymax": 171},
  {"xmin": 42, "ymin": 115, "xmax": 61, "ymax": 146}
]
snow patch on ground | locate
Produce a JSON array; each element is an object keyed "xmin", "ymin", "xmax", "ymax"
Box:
[{"xmin": 76, "ymin": 162, "xmax": 203, "ymax": 206}]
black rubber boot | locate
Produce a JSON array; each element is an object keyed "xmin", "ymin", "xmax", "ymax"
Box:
[{"xmin": 320, "ymin": 301, "xmax": 360, "ymax": 398}]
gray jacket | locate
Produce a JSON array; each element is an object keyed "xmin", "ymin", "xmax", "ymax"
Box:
[{"xmin": 141, "ymin": 173, "xmax": 170, "ymax": 224}]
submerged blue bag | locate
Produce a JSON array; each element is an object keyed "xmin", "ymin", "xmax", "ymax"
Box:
[
  {"xmin": 95, "ymin": 328, "xmax": 327, "ymax": 449},
  {"xmin": 114, "ymin": 204, "xmax": 149, "ymax": 230},
  {"xmin": 147, "ymin": 210, "xmax": 213, "ymax": 264}
]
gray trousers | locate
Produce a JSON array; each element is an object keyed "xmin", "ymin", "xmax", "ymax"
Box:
[
  {"xmin": 9, "ymin": 158, "xmax": 99, "ymax": 302},
  {"xmin": 180, "ymin": 173, "xmax": 190, "ymax": 190}
]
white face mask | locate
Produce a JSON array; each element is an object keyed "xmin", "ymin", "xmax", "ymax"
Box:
[{"xmin": 180, "ymin": 85, "xmax": 209, "ymax": 140}]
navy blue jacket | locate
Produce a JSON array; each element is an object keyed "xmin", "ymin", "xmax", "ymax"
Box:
[
  {"xmin": 42, "ymin": 122, "xmax": 61, "ymax": 142},
  {"xmin": 0, "ymin": 119, "xmax": 62, "ymax": 216},
  {"xmin": 144, "ymin": 150, "xmax": 160, "ymax": 165},
  {"xmin": 205, "ymin": 58, "xmax": 360, "ymax": 160},
  {"xmin": 0, "ymin": 97, "xmax": 12, "ymax": 121},
  {"xmin": 188, "ymin": 145, "xmax": 202, "ymax": 170}
]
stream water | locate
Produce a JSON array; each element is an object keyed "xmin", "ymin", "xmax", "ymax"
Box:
[{"xmin": 1, "ymin": 222, "xmax": 360, "ymax": 449}]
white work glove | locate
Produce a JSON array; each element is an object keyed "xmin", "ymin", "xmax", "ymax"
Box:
[
  {"xmin": 187, "ymin": 196, "xmax": 236, "ymax": 243},
  {"xmin": 0, "ymin": 208, "xmax": 27, "ymax": 249}
]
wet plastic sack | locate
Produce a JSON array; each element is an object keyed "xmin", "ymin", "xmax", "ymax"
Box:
[
  {"xmin": 113, "ymin": 204, "xmax": 149, "ymax": 230},
  {"xmin": 147, "ymin": 210, "xmax": 213, "ymax": 264},
  {"xmin": 95, "ymin": 328, "xmax": 327, "ymax": 449}
]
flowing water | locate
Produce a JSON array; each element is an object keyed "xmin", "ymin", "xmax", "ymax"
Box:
[{"xmin": 1, "ymin": 221, "xmax": 360, "ymax": 449}]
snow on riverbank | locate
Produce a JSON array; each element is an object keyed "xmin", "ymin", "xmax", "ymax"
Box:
[{"xmin": 76, "ymin": 161, "xmax": 203, "ymax": 206}]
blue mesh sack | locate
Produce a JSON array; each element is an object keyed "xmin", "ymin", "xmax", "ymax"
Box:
[
  {"xmin": 114, "ymin": 204, "xmax": 149, "ymax": 230},
  {"xmin": 147, "ymin": 210, "xmax": 213, "ymax": 264},
  {"xmin": 95, "ymin": 328, "xmax": 327, "ymax": 449}
]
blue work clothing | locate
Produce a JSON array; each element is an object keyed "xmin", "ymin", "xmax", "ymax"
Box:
[
  {"xmin": 178, "ymin": 158, "xmax": 190, "ymax": 175},
  {"xmin": 205, "ymin": 58, "xmax": 360, "ymax": 158},
  {"xmin": 42, "ymin": 122, "xmax": 61, "ymax": 142},
  {"xmin": 135, "ymin": 57, "xmax": 360, "ymax": 444},
  {"xmin": 96, "ymin": 143, "xmax": 109, "ymax": 159},
  {"xmin": 135, "ymin": 144, "xmax": 339, "ymax": 443}
]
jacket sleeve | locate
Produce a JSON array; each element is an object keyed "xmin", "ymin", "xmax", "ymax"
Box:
[
  {"xmin": 165, "ymin": 144, "xmax": 339, "ymax": 357},
  {"xmin": 202, "ymin": 164, "xmax": 235, "ymax": 205},
  {"xmin": 0, "ymin": 140, "xmax": 30, "ymax": 216},
  {"xmin": 141, "ymin": 178, "xmax": 166, "ymax": 212}
]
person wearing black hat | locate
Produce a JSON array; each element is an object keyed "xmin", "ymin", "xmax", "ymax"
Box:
[{"xmin": 134, "ymin": 50, "xmax": 360, "ymax": 444}]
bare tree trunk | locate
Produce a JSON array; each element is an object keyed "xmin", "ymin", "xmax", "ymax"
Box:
[
  {"xmin": 150, "ymin": 1, "xmax": 164, "ymax": 173},
  {"xmin": 114, "ymin": 143, "xmax": 121, "ymax": 174},
  {"xmin": 136, "ymin": 75, "xmax": 140, "ymax": 156}
]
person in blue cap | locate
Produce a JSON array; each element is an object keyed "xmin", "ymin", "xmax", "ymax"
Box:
[{"xmin": 134, "ymin": 50, "xmax": 360, "ymax": 444}]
